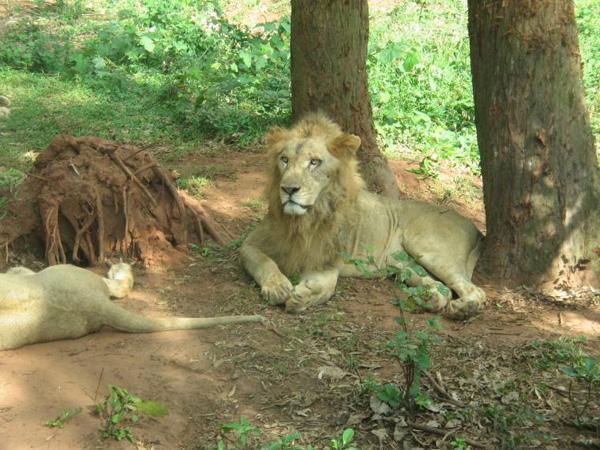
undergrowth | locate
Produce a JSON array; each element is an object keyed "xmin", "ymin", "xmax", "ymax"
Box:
[
  {"xmin": 1, "ymin": 0, "xmax": 597, "ymax": 173},
  {"xmin": 214, "ymin": 417, "xmax": 357, "ymax": 450}
]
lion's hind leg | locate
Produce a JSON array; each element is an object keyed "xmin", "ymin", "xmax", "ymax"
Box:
[
  {"xmin": 391, "ymin": 260, "xmax": 452, "ymax": 312},
  {"xmin": 443, "ymin": 278, "xmax": 485, "ymax": 320},
  {"xmin": 403, "ymin": 251, "xmax": 485, "ymax": 320}
]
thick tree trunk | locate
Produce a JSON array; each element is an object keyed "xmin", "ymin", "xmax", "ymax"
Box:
[
  {"xmin": 468, "ymin": 0, "xmax": 600, "ymax": 289},
  {"xmin": 290, "ymin": 0, "xmax": 401, "ymax": 198}
]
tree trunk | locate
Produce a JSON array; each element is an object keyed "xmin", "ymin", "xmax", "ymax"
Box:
[
  {"xmin": 468, "ymin": 0, "xmax": 600, "ymax": 289},
  {"xmin": 290, "ymin": 0, "xmax": 401, "ymax": 198}
]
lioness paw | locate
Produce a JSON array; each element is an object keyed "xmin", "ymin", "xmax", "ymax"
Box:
[{"xmin": 261, "ymin": 272, "xmax": 293, "ymax": 305}]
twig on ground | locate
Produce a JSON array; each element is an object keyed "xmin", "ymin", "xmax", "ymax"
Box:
[
  {"xmin": 93, "ymin": 367, "xmax": 104, "ymax": 402},
  {"xmin": 409, "ymin": 422, "xmax": 490, "ymax": 449},
  {"xmin": 423, "ymin": 369, "xmax": 465, "ymax": 407}
]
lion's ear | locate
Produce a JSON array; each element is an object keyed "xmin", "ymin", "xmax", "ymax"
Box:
[
  {"xmin": 329, "ymin": 133, "xmax": 361, "ymax": 158},
  {"xmin": 264, "ymin": 126, "xmax": 290, "ymax": 150}
]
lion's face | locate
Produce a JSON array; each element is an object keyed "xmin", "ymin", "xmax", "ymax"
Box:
[
  {"xmin": 275, "ymin": 137, "xmax": 341, "ymax": 215},
  {"xmin": 265, "ymin": 115, "xmax": 363, "ymax": 218}
]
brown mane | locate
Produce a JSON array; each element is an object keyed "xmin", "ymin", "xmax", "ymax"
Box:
[{"xmin": 260, "ymin": 114, "xmax": 365, "ymax": 275}]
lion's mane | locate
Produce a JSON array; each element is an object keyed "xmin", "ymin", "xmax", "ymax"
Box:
[{"xmin": 257, "ymin": 114, "xmax": 365, "ymax": 276}]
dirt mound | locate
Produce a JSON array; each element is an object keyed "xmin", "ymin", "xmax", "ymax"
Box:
[{"xmin": 0, "ymin": 135, "xmax": 228, "ymax": 268}]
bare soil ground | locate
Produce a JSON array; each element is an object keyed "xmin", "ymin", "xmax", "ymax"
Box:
[{"xmin": 1, "ymin": 148, "xmax": 599, "ymax": 450}]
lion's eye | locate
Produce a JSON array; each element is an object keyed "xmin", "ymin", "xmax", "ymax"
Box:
[
  {"xmin": 280, "ymin": 156, "xmax": 288, "ymax": 164},
  {"xmin": 309, "ymin": 158, "xmax": 322, "ymax": 167}
]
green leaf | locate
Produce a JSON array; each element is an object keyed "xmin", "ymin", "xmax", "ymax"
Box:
[
  {"xmin": 240, "ymin": 51, "xmax": 252, "ymax": 68},
  {"xmin": 342, "ymin": 428, "xmax": 354, "ymax": 445},
  {"xmin": 255, "ymin": 56, "xmax": 267, "ymax": 71},
  {"xmin": 436, "ymin": 284, "xmax": 451, "ymax": 297},
  {"xmin": 376, "ymin": 383, "xmax": 401, "ymax": 408},
  {"xmin": 139, "ymin": 35, "xmax": 155, "ymax": 53},
  {"xmin": 403, "ymin": 51, "xmax": 419, "ymax": 71},
  {"xmin": 391, "ymin": 251, "xmax": 411, "ymax": 262},
  {"xmin": 92, "ymin": 56, "xmax": 106, "ymax": 70},
  {"xmin": 411, "ymin": 264, "xmax": 428, "ymax": 277},
  {"xmin": 560, "ymin": 365, "xmax": 578, "ymax": 377},
  {"xmin": 134, "ymin": 400, "xmax": 168, "ymax": 417}
]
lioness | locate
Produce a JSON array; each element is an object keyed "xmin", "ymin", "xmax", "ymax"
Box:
[
  {"xmin": 241, "ymin": 114, "xmax": 485, "ymax": 319},
  {"xmin": 0, "ymin": 263, "xmax": 263, "ymax": 350}
]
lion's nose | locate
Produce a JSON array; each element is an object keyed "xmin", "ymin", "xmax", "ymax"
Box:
[{"xmin": 281, "ymin": 186, "xmax": 300, "ymax": 195}]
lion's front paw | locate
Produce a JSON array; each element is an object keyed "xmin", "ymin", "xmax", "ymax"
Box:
[
  {"xmin": 284, "ymin": 280, "xmax": 333, "ymax": 314},
  {"xmin": 261, "ymin": 272, "xmax": 293, "ymax": 305}
]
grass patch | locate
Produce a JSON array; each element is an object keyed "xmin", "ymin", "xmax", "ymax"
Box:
[{"xmin": 0, "ymin": 0, "xmax": 597, "ymax": 173}]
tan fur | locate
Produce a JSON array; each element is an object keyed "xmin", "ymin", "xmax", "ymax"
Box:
[
  {"xmin": 0, "ymin": 264, "xmax": 263, "ymax": 351},
  {"xmin": 261, "ymin": 114, "xmax": 364, "ymax": 275},
  {"xmin": 241, "ymin": 114, "xmax": 486, "ymax": 319}
]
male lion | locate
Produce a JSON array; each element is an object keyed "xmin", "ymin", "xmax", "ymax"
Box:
[
  {"xmin": 241, "ymin": 114, "xmax": 486, "ymax": 319},
  {"xmin": 0, "ymin": 263, "xmax": 263, "ymax": 350}
]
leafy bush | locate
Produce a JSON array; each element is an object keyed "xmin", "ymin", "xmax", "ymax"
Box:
[
  {"xmin": 0, "ymin": 0, "xmax": 597, "ymax": 167},
  {"xmin": 0, "ymin": 0, "xmax": 290, "ymax": 145},
  {"xmin": 368, "ymin": 0, "xmax": 479, "ymax": 169}
]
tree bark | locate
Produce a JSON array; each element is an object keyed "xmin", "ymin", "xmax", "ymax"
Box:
[
  {"xmin": 290, "ymin": 0, "xmax": 401, "ymax": 198},
  {"xmin": 468, "ymin": 0, "xmax": 600, "ymax": 289}
]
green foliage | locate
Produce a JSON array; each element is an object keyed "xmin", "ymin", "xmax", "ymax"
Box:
[
  {"xmin": 215, "ymin": 419, "xmax": 356, "ymax": 450},
  {"xmin": 1, "ymin": 0, "xmax": 598, "ymax": 170},
  {"xmin": 0, "ymin": 168, "xmax": 24, "ymax": 190},
  {"xmin": 375, "ymin": 383, "xmax": 402, "ymax": 409},
  {"xmin": 0, "ymin": 0, "xmax": 290, "ymax": 154},
  {"xmin": 368, "ymin": 0, "xmax": 479, "ymax": 170},
  {"xmin": 176, "ymin": 175, "xmax": 211, "ymax": 198},
  {"xmin": 346, "ymin": 254, "xmax": 443, "ymax": 413},
  {"xmin": 529, "ymin": 336, "xmax": 588, "ymax": 370},
  {"xmin": 560, "ymin": 355, "xmax": 600, "ymax": 425},
  {"xmin": 94, "ymin": 385, "xmax": 168, "ymax": 442},
  {"xmin": 262, "ymin": 432, "xmax": 302, "ymax": 450},
  {"xmin": 0, "ymin": 169, "xmax": 24, "ymax": 215},
  {"xmin": 329, "ymin": 428, "xmax": 357, "ymax": 450},
  {"xmin": 220, "ymin": 416, "xmax": 261, "ymax": 448},
  {"xmin": 45, "ymin": 407, "xmax": 83, "ymax": 428},
  {"xmin": 450, "ymin": 437, "xmax": 468, "ymax": 450},
  {"xmin": 387, "ymin": 306, "xmax": 442, "ymax": 412},
  {"xmin": 576, "ymin": 0, "xmax": 600, "ymax": 143}
]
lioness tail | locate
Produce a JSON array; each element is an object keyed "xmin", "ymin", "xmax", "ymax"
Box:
[{"xmin": 101, "ymin": 303, "xmax": 264, "ymax": 333}]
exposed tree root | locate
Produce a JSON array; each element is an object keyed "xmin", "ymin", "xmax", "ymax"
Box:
[{"xmin": 0, "ymin": 135, "xmax": 229, "ymax": 267}]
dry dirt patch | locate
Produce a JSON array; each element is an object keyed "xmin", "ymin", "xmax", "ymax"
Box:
[{"xmin": 1, "ymin": 148, "xmax": 599, "ymax": 449}]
